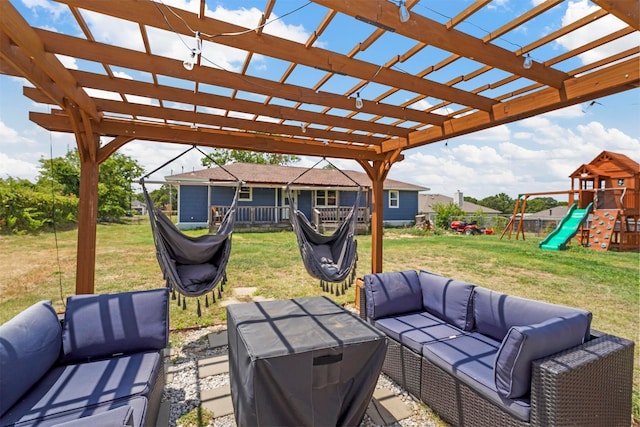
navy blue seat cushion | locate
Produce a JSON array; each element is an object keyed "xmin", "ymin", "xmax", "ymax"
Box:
[
  {"xmin": 494, "ymin": 312, "xmax": 591, "ymax": 399},
  {"xmin": 61, "ymin": 289, "xmax": 169, "ymax": 363},
  {"xmin": 422, "ymin": 332, "xmax": 531, "ymax": 422},
  {"xmin": 51, "ymin": 404, "xmax": 135, "ymax": 427},
  {"xmin": 0, "ymin": 300, "xmax": 61, "ymax": 417},
  {"xmin": 418, "ymin": 270, "xmax": 475, "ymax": 330},
  {"xmin": 364, "ymin": 270, "xmax": 421, "ymax": 320},
  {"xmin": 473, "ymin": 287, "xmax": 592, "ymax": 341},
  {"xmin": 0, "ymin": 351, "xmax": 160, "ymax": 426},
  {"xmin": 375, "ymin": 312, "xmax": 464, "ymax": 354}
]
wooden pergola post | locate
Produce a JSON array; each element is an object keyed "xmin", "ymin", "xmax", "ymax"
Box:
[
  {"xmin": 359, "ymin": 150, "xmax": 401, "ymax": 273},
  {"xmin": 67, "ymin": 102, "xmax": 101, "ymax": 294}
]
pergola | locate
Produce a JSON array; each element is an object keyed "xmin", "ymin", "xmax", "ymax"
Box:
[{"xmin": 1, "ymin": 0, "xmax": 638, "ymax": 295}]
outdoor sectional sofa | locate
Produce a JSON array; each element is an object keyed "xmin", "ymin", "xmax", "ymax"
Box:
[
  {"xmin": 0, "ymin": 288, "xmax": 169, "ymax": 427},
  {"xmin": 360, "ymin": 269, "xmax": 634, "ymax": 427}
]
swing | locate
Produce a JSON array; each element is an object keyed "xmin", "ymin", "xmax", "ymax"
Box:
[
  {"xmin": 286, "ymin": 158, "xmax": 362, "ymax": 293},
  {"xmin": 140, "ymin": 145, "xmax": 241, "ymax": 313}
]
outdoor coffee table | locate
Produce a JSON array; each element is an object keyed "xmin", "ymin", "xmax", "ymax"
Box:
[{"xmin": 227, "ymin": 296, "xmax": 387, "ymax": 426}]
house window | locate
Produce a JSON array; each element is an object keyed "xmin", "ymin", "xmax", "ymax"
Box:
[
  {"xmin": 239, "ymin": 186, "xmax": 252, "ymax": 201},
  {"xmin": 618, "ymin": 179, "xmax": 625, "ymax": 186},
  {"xmin": 316, "ymin": 189, "xmax": 337, "ymax": 207},
  {"xmin": 389, "ymin": 190, "xmax": 399, "ymax": 208}
]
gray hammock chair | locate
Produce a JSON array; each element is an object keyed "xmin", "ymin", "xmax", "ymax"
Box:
[
  {"xmin": 140, "ymin": 146, "xmax": 241, "ymax": 314},
  {"xmin": 286, "ymin": 158, "xmax": 361, "ymax": 295}
]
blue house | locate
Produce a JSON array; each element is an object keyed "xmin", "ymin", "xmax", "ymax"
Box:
[{"xmin": 166, "ymin": 163, "xmax": 428, "ymax": 231}]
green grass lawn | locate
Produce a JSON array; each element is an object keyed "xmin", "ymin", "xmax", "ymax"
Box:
[{"xmin": 1, "ymin": 219, "xmax": 638, "ymax": 417}]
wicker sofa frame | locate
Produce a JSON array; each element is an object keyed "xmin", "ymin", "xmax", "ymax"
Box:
[{"xmin": 358, "ymin": 285, "xmax": 635, "ymax": 427}]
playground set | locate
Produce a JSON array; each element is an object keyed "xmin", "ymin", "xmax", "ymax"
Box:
[{"xmin": 502, "ymin": 151, "xmax": 639, "ymax": 252}]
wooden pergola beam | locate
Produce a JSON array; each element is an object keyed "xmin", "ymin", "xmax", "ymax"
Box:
[
  {"xmin": 385, "ymin": 56, "xmax": 640, "ymax": 152},
  {"xmin": 34, "ymin": 28, "xmax": 445, "ymax": 128},
  {"xmin": 313, "ymin": 0, "xmax": 569, "ymax": 89},
  {"xmin": 58, "ymin": 0, "xmax": 496, "ymax": 112},
  {"xmin": 29, "ymin": 112, "xmax": 388, "ymax": 161},
  {"xmin": 68, "ymin": 70, "xmax": 407, "ymax": 138},
  {"xmin": 592, "ymin": 0, "xmax": 639, "ymax": 30},
  {"xmin": 0, "ymin": 1, "xmax": 100, "ymax": 121}
]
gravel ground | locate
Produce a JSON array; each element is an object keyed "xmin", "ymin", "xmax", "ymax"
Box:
[{"xmin": 163, "ymin": 325, "xmax": 441, "ymax": 427}]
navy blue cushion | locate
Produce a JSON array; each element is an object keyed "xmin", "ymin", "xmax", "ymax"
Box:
[
  {"xmin": 419, "ymin": 270, "xmax": 475, "ymax": 330},
  {"xmin": 0, "ymin": 352, "xmax": 160, "ymax": 426},
  {"xmin": 473, "ymin": 287, "xmax": 592, "ymax": 341},
  {"xmin": 61, "ymin": 289, "xmax": 169, "ymax": 363},
  {"xmin": 364, "ymin": 271, "xmax": 421, "ymax": 320},
  {"xmin": 0, "ymin": 300, "xmax": 61, "ymax": 417},
  {"xmin": 494, "ymin": 313, "xmax": 591, "ymax": 399},
  {"xmin": 422, "ymin": 333, "xmax": 532, "ymax": 422},
  {"xmin": 375, "ymin": 312, "xmax": 463, "ymax": 354}
]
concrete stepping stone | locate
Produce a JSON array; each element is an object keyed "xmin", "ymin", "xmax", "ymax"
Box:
[
  {"xmin": 198, "ymin": 355, "xmax": 229, "ymax": 377},
  {"xmin": 200, "ymin": 385, "xmax": 234, "ymax": 418},
  {"xmin": 208, "ymin": 330, "xmax": 228, "ymax": 348},
  {"xmin": 366, "ymin": 388, "xmax": 413, "ymax": 425}
]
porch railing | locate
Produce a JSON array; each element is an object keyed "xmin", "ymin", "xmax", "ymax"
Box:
[
  {"xmin": 211, "ymin": 206, "xmax": 290, "ymax": 225},
  {"xmin": 210, "ymin": 205, "xmax": 370, "ymax": 229}
]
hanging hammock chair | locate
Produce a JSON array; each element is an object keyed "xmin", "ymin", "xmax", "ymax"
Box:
[
  {"xmin": 286, "ymin": 158, "xmax": 362, "ymax": 294},
  {"xmin": 140, "ymin": 145, "xmax": 241, "ymax": 312}
]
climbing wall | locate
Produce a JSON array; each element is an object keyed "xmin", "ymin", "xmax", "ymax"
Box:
[{"xmin": 587, "ymin": 209, "xmax": 621, "ymax": 251}]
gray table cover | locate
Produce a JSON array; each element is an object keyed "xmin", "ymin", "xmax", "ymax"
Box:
[{"xmin": 227, "ymin": 296, "xmax": 387, "ymax": 427}]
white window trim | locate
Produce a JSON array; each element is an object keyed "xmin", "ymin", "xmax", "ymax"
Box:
[
  {"xmin": 315, "ymin": 189, "xmax": 338, "ymax": 207},
  {"xmin": 389, "ymin": 190, "xmax": 399, "ymax": 208},
  {"xmin": 239, "ymin": 186, "xmax": 252, "ymax": 201}
]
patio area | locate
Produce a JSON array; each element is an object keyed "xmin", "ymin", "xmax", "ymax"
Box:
[{"xmin": 160, "ymin": 287, "xmax": 436, "ymax": 427}]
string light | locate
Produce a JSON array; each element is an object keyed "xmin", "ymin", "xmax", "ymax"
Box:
[
  {"xmin": 183, "ymin": 32, "xmax": 201, "ymax": 71},
  {"xmin": 301, "ymin": 123, "xmax": 307, "ymax": 133},
  {"xmin": 355, "ymin": 92, "xmax": 363, "ymax": 109},
  {"xmin": 399, "ymin": 0, "xmax": 410, "ymax": 23},
  {"xmin": 523, "ymin": 53, "xmax": 533, "ymax": 70}
]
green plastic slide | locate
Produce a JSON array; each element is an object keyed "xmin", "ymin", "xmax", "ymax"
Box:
[{"xmin": 539, "ymin": 202, "xmax": 593, "ymax": 251}]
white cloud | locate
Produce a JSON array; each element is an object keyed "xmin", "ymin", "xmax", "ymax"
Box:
[
  {"xmin": 0, "ymin": 152, "xmax": 39, "ymax": 180},
  {"xmin": 0, "ymin": 120, "xmax": 34, "ymax": 145},
  {"xmin": 557, "ymin": 1, "xmax": 639, "ymax": 64},
  {"xmin": 22, "ymin": 0, "xmax": 67, "ymax": 19}
]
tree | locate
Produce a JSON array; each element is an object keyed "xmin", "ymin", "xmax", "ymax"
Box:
[
  {"xmin": 200, "ymin": 149, "xmax": 299, "ymax": 167},
  {"xmin": 37, "ymin": 150, "xmax": 144, "ymax": 222},
  {"xmin": 37, "ymin": 151, "xmax": 80, "ymax": 196},
  {"xmin": 432, "ymin": 202, "xmax": 464, "ymax": 230},
  {"xmin": 0, "ymin": 177, "xmax": 78, "ymax": 234},
  {"xmin": 479, "ymin": 193, "xmax": 514, "ymax": 214},
  {"xmin": 524, "ymin": 197, "xmax": 560, "ymax": 213}
]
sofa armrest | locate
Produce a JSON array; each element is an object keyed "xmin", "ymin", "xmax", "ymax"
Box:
[
  {"xmin": 51, "ymin": 405, "xmax": 135, "ymax": 427},
  {"xmin": 530, "ymin": 333, "xmax": 634, "ymax": 427}
]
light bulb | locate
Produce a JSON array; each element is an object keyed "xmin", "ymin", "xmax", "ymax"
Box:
[
  {"xmin": 301, "ymin": 123, "xmax": 307, "ymax": 133},
  {"xmin": 193, "ymin": 31, "xmax": 202, "ymax": 55},
  {"xmin": 399, "ymin": 1, "xmax": 410, "ymax": 23},
  {"xmin": 183, "ymin": 50, "xmax": 196, "ymax": 71},
  {"xmin": 523, "ymin": 53, "xmax": 533, "ymax": 70},
  {"xmin": 355, "ymin": 92, "xmax": 363, "ymax": 109}
]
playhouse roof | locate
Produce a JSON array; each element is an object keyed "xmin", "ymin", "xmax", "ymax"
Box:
[
  {"xmin": 569, "ymin": 150, "xmax": 640, "ymax": 178},
  {"xmin": 167, "ymin": 162, "xmax": 428, "ymax": 191}
]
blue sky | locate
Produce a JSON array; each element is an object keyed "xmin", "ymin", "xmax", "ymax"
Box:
[{"xmin": 0, "ymin": 0, "xmax": 638, "ymax": 201}]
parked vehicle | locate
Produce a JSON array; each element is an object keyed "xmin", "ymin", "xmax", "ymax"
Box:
[{"xmin": 450, "ymin": 220, "xmax": 494, "ymax": 235}]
